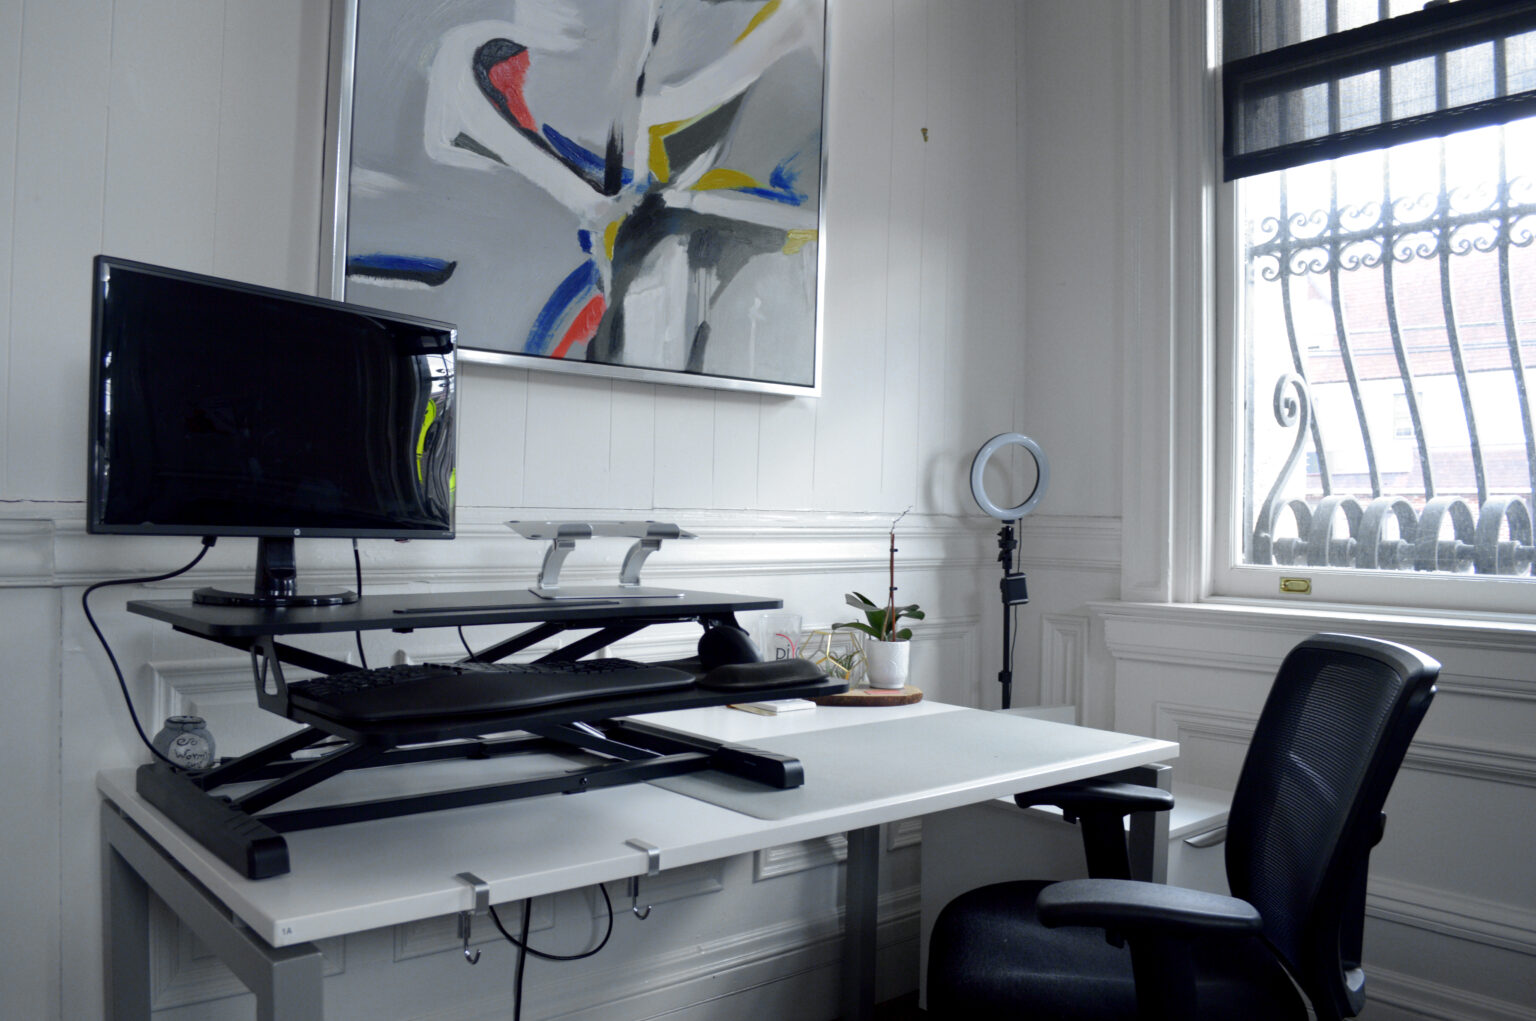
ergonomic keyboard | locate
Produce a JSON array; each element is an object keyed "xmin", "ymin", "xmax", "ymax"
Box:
[{"xmin": 287, "ymin": 658, "xmax": 696, "ymax": 725}]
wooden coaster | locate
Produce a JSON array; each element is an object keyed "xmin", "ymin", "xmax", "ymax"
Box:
[{"xmin": 813, "ymin": 685, "xmax": 924, "ymax": 707}]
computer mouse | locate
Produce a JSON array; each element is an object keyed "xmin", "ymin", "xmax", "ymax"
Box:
[{"xmin": 698, "ymin": 624, "xmax": 761, "ymax": 669}]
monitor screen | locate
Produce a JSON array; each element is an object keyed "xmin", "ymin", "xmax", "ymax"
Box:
[{"xmin": 89, "ymin": 256, "xmax": 457, "ymax": 604}]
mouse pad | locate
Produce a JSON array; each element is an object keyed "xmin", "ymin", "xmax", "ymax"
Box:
[{"xmin": 650, "ymin": 710, "xmax": 1149, "ymax": 820}]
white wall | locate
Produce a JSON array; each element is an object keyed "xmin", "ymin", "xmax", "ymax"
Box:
[{"xmin": 0, "ymin": 1, "xmax": 1066, "ymax": 1018}]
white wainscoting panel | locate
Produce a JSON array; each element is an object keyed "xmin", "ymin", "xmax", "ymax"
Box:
[{"xmin": 1041, "ymin": 613, "xmax": 1089, "ymax": 712}]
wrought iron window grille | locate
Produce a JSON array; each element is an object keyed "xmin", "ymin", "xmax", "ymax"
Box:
[{"xmin": 1245, "ymin": 124, "xmax": 1536, "ymax": 580}]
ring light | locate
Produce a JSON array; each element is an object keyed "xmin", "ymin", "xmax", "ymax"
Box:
[{"xmin": 970, "ymin": 433, "xmax": 1050, "ymax": 520}]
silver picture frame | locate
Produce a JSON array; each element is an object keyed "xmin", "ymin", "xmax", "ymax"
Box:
[{"xmin": 320, "ymin": 0, "xmax": 827, "ymax": 397}]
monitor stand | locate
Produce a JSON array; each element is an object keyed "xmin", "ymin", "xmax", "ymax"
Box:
[
  {"xmin": 193, "ymin": 536, "xmax": 357, "ymax": 607},
  {"xmin": 511, "ymin": 520, "xmax": 691, "ymax": 600}
]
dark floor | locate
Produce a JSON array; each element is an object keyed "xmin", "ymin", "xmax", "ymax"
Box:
[{"xmin": 872, "ymin": 993, "xmax": 926, "ymax": 1019}]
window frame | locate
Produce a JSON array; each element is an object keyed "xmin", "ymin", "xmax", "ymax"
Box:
[{"xmin": 1205, "ymin": 4, "xmax": 1536, "ymax": 620}]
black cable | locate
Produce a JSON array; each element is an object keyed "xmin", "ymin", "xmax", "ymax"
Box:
[
  {"xmin": 1009, "ymin": 603, "xmax": 1020, "ymax": 699},
  {"xmin": 82, "ymin": 538, "xmax": 217, "ymax": 769},
  {"xmin": 997, "ymin": 523, "xmax": 1015, "ymax": 709},
  {"xmin": 489, "ymin": 883, "xmax": 614, "ymax": 961},
  {"xmin": 1010, "ymin": 530, "xmax": 1021, "ymax": 700},
  {"xmin": 351, "ymin": 540, "xmax": 368, "ymax": 669},
  {"xmin": 497, "ymin": 887, "xmax": 615, "ymax": 1021},
  {"xmin": 458, "ymin": 626, "xmax": 475, "ymax": 658}
]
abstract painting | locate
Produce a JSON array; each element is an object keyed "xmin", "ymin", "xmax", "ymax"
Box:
[{"xmin": 323, "ymin": 0, "xmax": 825, "ymax": 395}]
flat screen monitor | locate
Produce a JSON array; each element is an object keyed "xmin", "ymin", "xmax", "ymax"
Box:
[{"xmin": 89, "ymin": 255, "xmax": 457, "ymax": 607}]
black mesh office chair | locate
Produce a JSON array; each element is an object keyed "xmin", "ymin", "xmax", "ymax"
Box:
[{"xmin": 927, "ymin": 633, "xmax": 1438, "ymax": 1020}]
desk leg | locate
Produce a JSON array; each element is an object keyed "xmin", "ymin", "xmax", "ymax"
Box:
[
  {"xmin": 100, "ymin": 804, "xmax": 326, "ymax": 1021},
  {"xmin": 104, "ymin": 820, "xmax": 152, "ymax": 1021},
  {"xmin": 841, "ymin": 824, "xmax": 880, "ymax": 1021},
  {"xmin": 1126, "ymin": 762, "xmax": 1173, "ymax": 884}
]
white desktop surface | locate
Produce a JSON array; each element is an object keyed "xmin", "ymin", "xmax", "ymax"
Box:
[
  {"xmin": 98, "ymin": 702, "xmax": 1176, "ymax": 947},
  {"xmin": 649, "ymin": 704, "xmax": 1165, "ymax": 821}
]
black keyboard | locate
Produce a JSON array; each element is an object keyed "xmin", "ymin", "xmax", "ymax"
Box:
[{"xmin": 288, "ymin": 658, "xmax": 696, "ymax": 725}]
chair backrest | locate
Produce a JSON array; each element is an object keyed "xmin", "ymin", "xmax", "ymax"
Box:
[{"xmin": 1225, "ymin": 633, "xmax": 1438, "ymax": 1021}]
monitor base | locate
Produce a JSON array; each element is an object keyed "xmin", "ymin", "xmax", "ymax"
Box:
[{"xmin": 193, "ymin": 535, "xmax": 357, "ymax": 608}]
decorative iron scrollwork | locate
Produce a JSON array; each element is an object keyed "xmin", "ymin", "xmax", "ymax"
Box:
[
  {"xmin": 1252, "ymin": 375, "xmax": 1312, "ymax": 565},
  {"xmin": 1251, "ymin": 375, "xmax": 1535, "ymax": 577}
]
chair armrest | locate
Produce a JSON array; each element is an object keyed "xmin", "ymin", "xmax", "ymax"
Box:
[
  {"xmin": 1015, "ymin": 780, "xmax": 1175, "ymax": 881},
  {"xmin": 1014, "ymin": 779, "xmax": 1175, "ymax": 817},
  {"xmin": 1036, "ymin": 878, "xmax": 1262, "ymax": 938}
]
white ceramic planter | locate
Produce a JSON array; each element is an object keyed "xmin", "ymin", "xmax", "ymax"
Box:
[{"xmin": 864, "ymin": 639, "xmax": 910, "ymax": 689}]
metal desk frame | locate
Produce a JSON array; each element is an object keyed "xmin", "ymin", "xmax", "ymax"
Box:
[{"xmin": 103, "ymin": 804, "xmax": 326, "ymax": 1021}]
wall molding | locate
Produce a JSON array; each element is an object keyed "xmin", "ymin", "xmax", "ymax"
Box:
[
  {"xmin": 1097, "ymin": 600, "xmax": 1536, "ymax": 668},
  {"xmin": 1098, "ymin": 602, "xmax": 1536, "ymax": 724},
  {"xmin": 0, "ymin": 517, "xmax": 54, "ymax": 584},
  {"xmin": 889, "ymin": 818, "xmax": 922, "ymax": 851},
  {"xmin": 4, "ymin": 508, "xmax": 996, "ymax": 587},
  {"xmin": 596, "ymin": 862, "xmax": 726, "ymax": 919},
  {"xmin": 755, "ymin": 834, "xmax": 846, "ymax": 880},
  {"xmin": 1151, "ymin": 701, "xmax": 1536, "ymax": 789},
  {"xmin": 1370, "ymin": 876, "xmax": 1536, "ymax": 958},
  {"xmin": 1150, "ymin": 702, "xmax": 1255, "ymax": 751},
  {"xmin": 1, "ymin": 507, "xmax": 1118, "ymax": 590},
  {"xmin": 752, "ymin": 821, "xmax": 921, "ymax": 882},
  {"xmin": 1041, "ymin": 613, "xmax": 1088, "ymax": 710},
  {"xmin": 149, "ymin": 896, "xmax": 344, "ymax": 1010},
  {"xmin": 1403, "ymin": 735, "xmax": 1536, "ymax": 788},
  {"xmin": 148, "ymin": 655, "xmax": 273, "ymax": 727},
  {"xmin": 401, "ymin": 884, "xmax": 921, "ymax": 1021},
  {"xmin": 394, "ymin": 899, "xmax": 556, "ymax": 963},
  {"xmin": 914, "ymin": 612, "xmax": 983, "ymax": 705},
  {"xmin": 1013, "ymin": 515, "xmax": 1121, "ymax": 574},
  {"xmin": 1366, "ymin": 964, "xmax": 1536, "ymax": 1021}
]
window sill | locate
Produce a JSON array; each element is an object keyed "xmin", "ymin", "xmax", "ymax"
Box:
[{"xmin": 1090, "ymin": 597, "xmax": 1536, "ymax": 657}]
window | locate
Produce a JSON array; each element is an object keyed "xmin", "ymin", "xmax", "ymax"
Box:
[
  {"xmin": 1391, "ymin": 392, "xmax": 1419, "ymax": 441},
  {"xmin": 1217, "ymin": 0, "xmax": 1536, "ymax": 611}
]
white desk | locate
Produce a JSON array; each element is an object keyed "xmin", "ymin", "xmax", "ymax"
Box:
[{"xmin": 99, "ymin": 701, "xmax": 1176, "ymax": 1020}]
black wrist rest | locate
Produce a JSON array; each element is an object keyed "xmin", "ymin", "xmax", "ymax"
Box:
[{"xmin": 696, "ymin": 659, "xmax": 828, "ymax": 691}]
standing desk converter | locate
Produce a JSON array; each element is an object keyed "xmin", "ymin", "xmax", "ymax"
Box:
[
  {"xmin": 126, "ymin": 588, "xmax": 846, "ymax": 880},
  {"xmin": 100, "ymin": 702, "xmax": 1177, "ymax": 1021}
]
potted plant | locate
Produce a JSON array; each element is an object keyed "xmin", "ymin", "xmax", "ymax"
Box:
[
  {"xmin": 835, "ymin": 592, "xmax": 923, "ymax": 688},
  {"xmin": 834, "ymin": 510, "xmax": 923, "ymax": 689}
]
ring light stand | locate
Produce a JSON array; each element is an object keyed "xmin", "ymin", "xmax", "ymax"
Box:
[{"xmin": 970, "ymin": 434, "xmax": 1050, "ymax": 709}]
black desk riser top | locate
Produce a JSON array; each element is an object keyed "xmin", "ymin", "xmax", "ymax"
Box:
[{"xmin": 128, "ymin": 588, "xmax": 782, "ymax": 638}]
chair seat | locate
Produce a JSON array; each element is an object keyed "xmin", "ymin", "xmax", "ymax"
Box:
[{"xmin": 927, "ymin": 880, "xmax": 1307, "ymax": 1020}]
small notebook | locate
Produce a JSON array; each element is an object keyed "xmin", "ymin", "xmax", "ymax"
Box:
[{"xmin": 730, "ymin": 698, "xmax": 817, "ymax": 716}]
